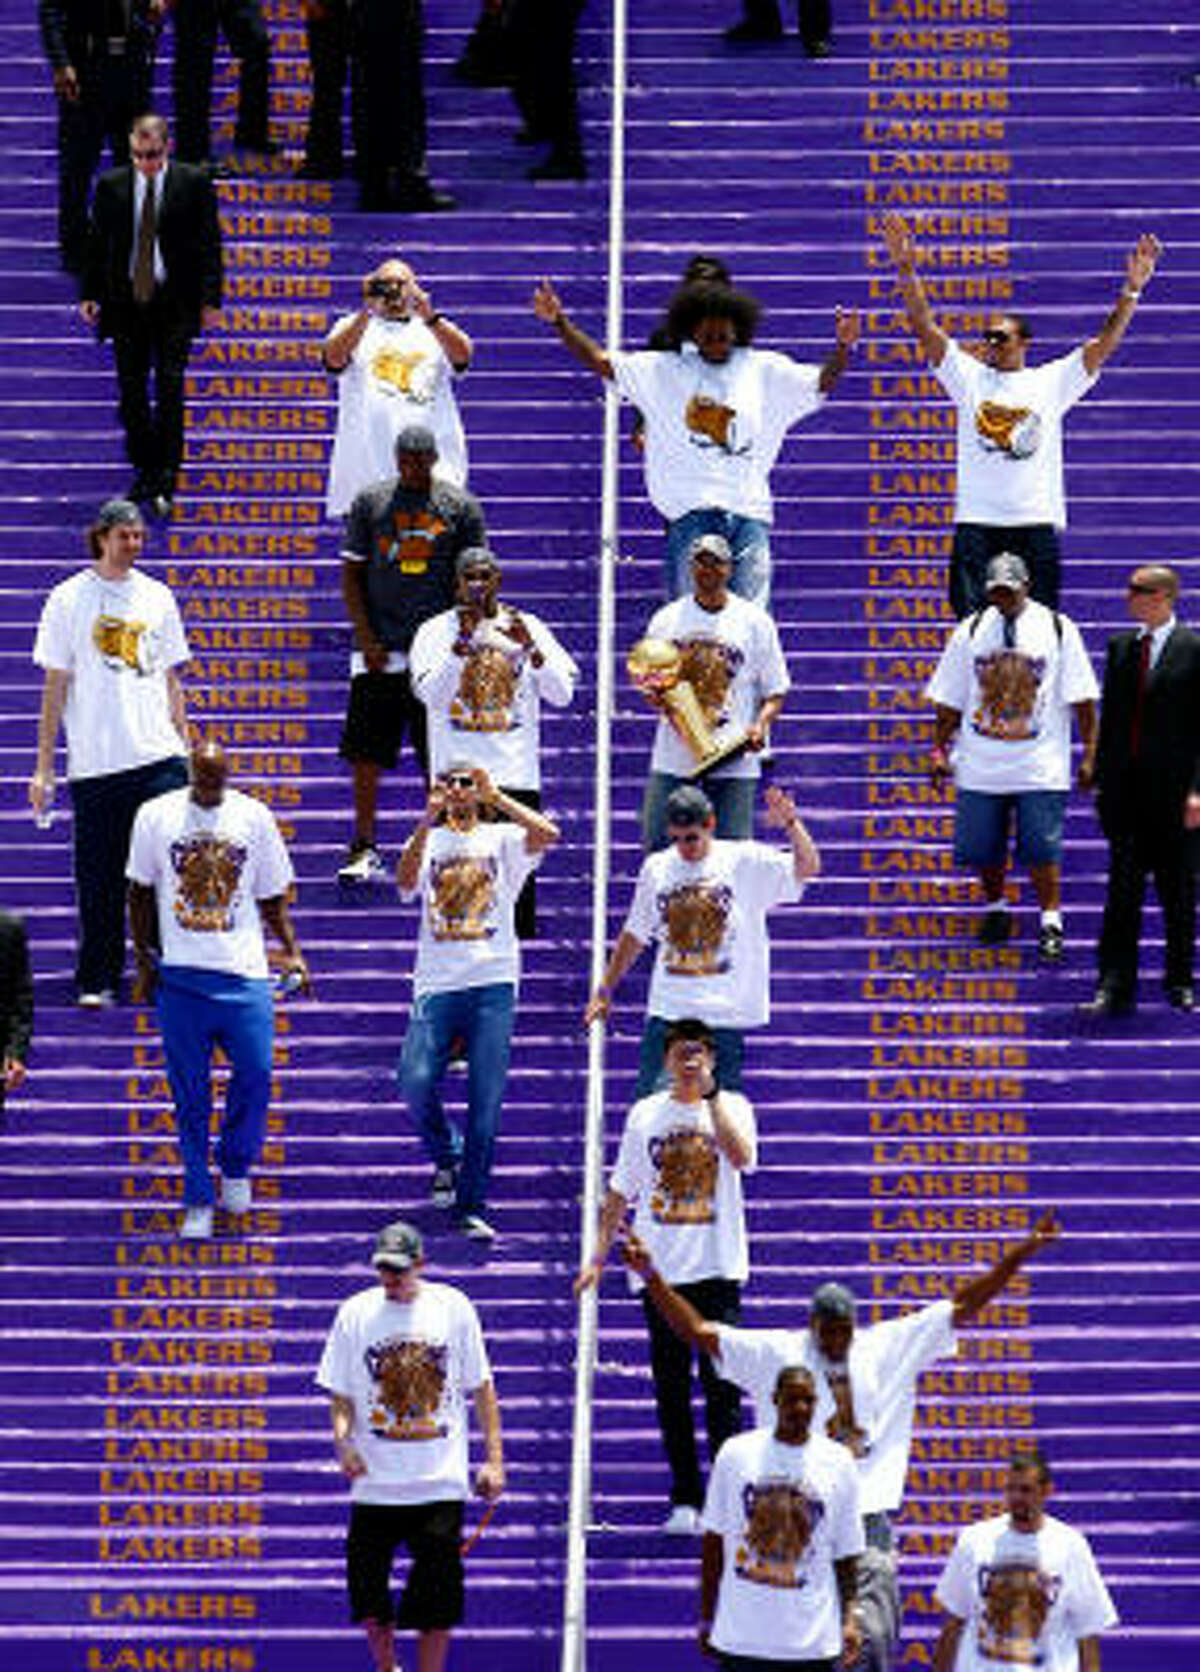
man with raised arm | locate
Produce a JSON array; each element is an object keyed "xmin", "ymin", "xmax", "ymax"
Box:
[
  {"xmin": 881, "ymin": 212, "xmax": 1161, "ymax": 616},
  {"xmin": 626, "ymin": 1210, "xmax": 1061, "ymax": 1671},
  {"xmin": 584, "ymin": 781, "xmax": 820, "ymax": 1095},
  {"xmin": 575, "ymin": 1018, "xmax": 756, "ymax": 1534}
]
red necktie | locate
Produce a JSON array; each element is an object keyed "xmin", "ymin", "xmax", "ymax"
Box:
[{"xmin": 1129, "ymin": 632, "xmax": 1152, "ymax": 759}]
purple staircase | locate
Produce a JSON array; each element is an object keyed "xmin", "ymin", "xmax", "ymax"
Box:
[{"xmin": 0, "ymin": 0, "xmax": 1197, "ymax": 1667}]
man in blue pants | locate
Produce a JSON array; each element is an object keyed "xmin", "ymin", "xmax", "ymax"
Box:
[{"xmin": 127, "ymin": 740, "xmax": 309, "ymax": 1239}]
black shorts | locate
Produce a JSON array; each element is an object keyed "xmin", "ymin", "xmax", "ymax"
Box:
[
  {"xmin": 339, "ymin": 670, "xmax": 429, "ymax": 775},
  {"xmin": 346, "ymin": 1498, "xmax": 465, "ymax": 1630}
]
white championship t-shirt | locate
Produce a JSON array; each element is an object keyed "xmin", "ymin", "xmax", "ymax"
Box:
[
  {"xmin": 126, "ymin": 786, "xmax": 294, "ymax": 980},
  {"xmin": 936, "ymin": 1511, "xmax": 1118, "ymax": 1671},
  {"xmin": 409, "ymin": 606, "xmax": 578, "ymax": 791},
  {"xmin": 316, "ymin": 1279, "xmax": 492, "ymax": 1505},
  {"xmin": 611, "ymin": 344, "xmax": 825, "ymax": 524},
  {"xmin": 925, "ymin": 601, "xmax": 1099, "ymax": 793},
  {"xmin": 325, "ymin": 314, "xmax": 467, "ymax": 516},
  {"xmin": 643, "ymin": 593, "xmax": 790, "ymax": 783},
  {"xmin": 702, "ymin": 1426, "xmax": 864, "ymax": 1661},
  {"xmin": 624, "ymin": 839, "xmax": 804, "ymax": 1029},
  {"xmin": 33, "ymin": 567, "xmax": 189, "ymax": 781},
  {"xmin": 715, "ymin": 1299, "xmax": 957, "ymax": 1516},
  {"xmin": 935, "ymin": 341, "xmax": 1098, "ymax": 528},
  {"xmin": 406, "ymin": 823, "xmax": 540, "ymax": 998},
  {"xmin": 609, "ymin": 1089, "xmax": 756, "ymax": 1288}
]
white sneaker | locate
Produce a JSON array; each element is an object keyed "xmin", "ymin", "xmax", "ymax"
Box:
[
  {"xmin": 220, "ymin": 1175, "xmax": 252, "ymax": 1215},
  {"xmin": 662, "ymin": 1505, "xmax": 701, "ymax": 1536},
  {"xmin": 77, "ymin": 988, "xmax": 116, "ymax": 1009},
  {"xmin": 457, "ymin": 1212, "xmax": 495, "ymax": 1242},
  {"xmin": 180, "ymin": 1206, "xmax": 214, "ymax": 1240},
  {"xmin": 337, "ymin": 844, "xmax": 386, "ymax": 884}
]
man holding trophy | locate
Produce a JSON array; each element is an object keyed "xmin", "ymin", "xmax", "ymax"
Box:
[{"xmin": 630, "ymin": 533, "xmax": 791, "ymax": 850}]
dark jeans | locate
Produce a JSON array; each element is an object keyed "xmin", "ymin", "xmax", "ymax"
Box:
[
  {"xmin": 950, "ymin": 522, "xmax": 1061, "ymax": 618},
  {"xmin": 57, "ymin": 46, "xmax": 153, "ymax": 271},
  {"xmin": 111, "ymin": 296, "xmax": 197, "ymax": 493},
  {"xmin": 495, "ymin": 786, "xmax": 540, "ymax": 940},
  {"xmin": 718, "ymin": 1657, "xmax": 835, "ymax": 1671},
  {"xmin": 173, "ymin": 0, "xmax": 271, "ymax": 159},
  {"xmin": 642, "ymin": 1275, "xmax": 742, "ymax": 1508},
  {"xmin": 69, "ymin": 755, "xmax": 188, "ymax": 994}
]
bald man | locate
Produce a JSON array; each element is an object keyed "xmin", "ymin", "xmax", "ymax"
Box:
[{"xmin": 127, "ymin": 740, "xmax": 309, "ymax": 1239}]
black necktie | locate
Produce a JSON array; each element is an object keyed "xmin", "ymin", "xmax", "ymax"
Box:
[
  {"xmin": 1130, "ymin": 632, "xmax": 1152, "ymax": 759},
  {"xmin": 1003, "ymin": 613, "xmax": 1016, "ymax": 650},
  {"xmin": 133, "ymin": 179, "xmax": 157, "ymax": 305}
]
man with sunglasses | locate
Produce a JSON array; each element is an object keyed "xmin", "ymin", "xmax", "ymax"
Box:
[
  {"xmin": 585, "ymin": 781, "xmax": 819, "ymax": 1094},
  {"xmin": 396, "ymin": 765, "xmax": 559, "ymax": 1240},
  {"xmin": 317, "ymin": 1218, "xmax": 504, "ymax": 1672},
  {"xmin": 1084, "ymin": 565, "xmax": 1200, "ymax": 1017},
  {"xmin": 323, "ymin": 258, "xmax": 473, "ymax": 518},
  {"xmin": 575, "ymin": 1018, "xmax": 756, "ymax": 1534},
  {"xmin": 882, "ymin": 213, "xmax": 1161, "ymax": 617},
  {"xmin": 80, "ymin": 112, "xmax": 222, "ymax": 518}
]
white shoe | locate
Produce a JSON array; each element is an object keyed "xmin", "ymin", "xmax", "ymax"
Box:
[
  {"xmin": 456, "ymin": 1212, "xmax": 495, "ymax": 1242},
  {"xmin": 431, "ymin": 1168, "xmax": 456, "ymax": 1209},
  {"xmin": 77, "ymin": 988, "xmax": 115, "ymax": 1009},
  {"xmin": 220, "ymin": 1175, "xmax": 252, "ymax": 1215},
  {"xmin": 180, "ymin": 1206, "xmax": 214, "ymax": 1240},
  {"xmin": 662, "ymin": 1505, "xmax": 701, "ymax": 1536},
  {"xmin": 337, "ymin": 843, "xmax": 386, "ymax": 884}
]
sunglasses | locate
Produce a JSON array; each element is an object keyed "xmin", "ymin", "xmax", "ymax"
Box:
[
  {"xmin": 982, "ymin": 329, "xmax": 1018, "ymax": 347},
  {"xmin": 443, "ymin": 773, "xmax": 476, "ymax": 790},
  {"xmin": 1127, "ymin": 581, "xmax": 1164, "ymax": 596}
]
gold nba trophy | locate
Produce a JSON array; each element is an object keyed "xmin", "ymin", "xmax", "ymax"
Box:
[{"xmin": 627, "ymin": 638, "xmax": 750, "ymax": 779}]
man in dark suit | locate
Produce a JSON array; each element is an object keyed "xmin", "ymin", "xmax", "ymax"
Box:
[
  {"xmin": 80, "ymin": 112, "xmax": 223, "ymax": 517},
  {"xmin": 1084, "ymin": 565, "xmax": 1200, "ymax": 1016},
  {"xmin": 0, "ymin": 913, "xmax": 33, "ymax": 1121},
  {"xmin": 39, "ymin": 0, "xmax": 161, "ymax": 274}
]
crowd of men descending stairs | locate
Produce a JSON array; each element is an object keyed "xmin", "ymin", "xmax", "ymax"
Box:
[{"xmin": 20, "ymin": 6, "xmax": 1196, "ymax": 1664}]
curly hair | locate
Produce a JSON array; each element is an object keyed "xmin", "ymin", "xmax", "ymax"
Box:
[{"xmin": 663, "ymin": 280, "xmax": 762, "ymax": 348}]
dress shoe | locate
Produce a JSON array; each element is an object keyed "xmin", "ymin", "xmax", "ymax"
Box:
[
  {"xmin": 129, "ymin": 473, "xmax": 154, "ymax": 504},
  {"xmin": 804, "ymin": 36, "xmax": 832, "ymax": 57},
  {"xmin": 724, "ymin": 18, "xmax": 785, "ymax": 43},
  {"xmin": 1167, "ymin": 985, "xmax": 1195, "ymax": 1012},
  {"xmin": 1079, "ymin": 989, "xmax": 1135, "ymax": 1019},
  {"xmin": 392, "ymin": 179, "xmax": 456, "ymax": 213},
  {"xmin": 298, "ymin": 154, "xmax": 343, "ymax": 181},
  {"xmin": 977, "ymin": 907, "xmax": 1012, "ymax": 946},
  {"xmin": 528, "ymin": 150, "xmax": 588, "ymax": 182}
]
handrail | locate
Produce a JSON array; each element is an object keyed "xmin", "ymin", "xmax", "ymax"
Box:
[{"xmin": 559, "ymin": 0, "xmax": 628, "ymax": 1665}]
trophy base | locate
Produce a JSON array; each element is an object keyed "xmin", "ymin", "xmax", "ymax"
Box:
[{"xmin": 687, "ymin": 733, "xmax": 752, "ymax": 781}]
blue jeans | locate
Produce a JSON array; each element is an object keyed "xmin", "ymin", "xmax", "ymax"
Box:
[
  {"xmin": 398, "ymin": 982, "xmax": 515, "ymax": 1216},
  {"xmin": 641, "ymin": 771, "xmax": 758, "ymax": 852},
  {"xmin": 664, "ymin": 509, "xmax": 771, "ymax": 609},
  {"xmin": 156, "ymin": 966, "xmax": 275, "ymax": 1209},
  {"xmin": 636, "ymin": 1014, "xmax": 744, "ymax": 1096}
]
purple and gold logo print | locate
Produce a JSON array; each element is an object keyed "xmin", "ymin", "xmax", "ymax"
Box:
[
  {"xmin": 169, "ymin": 835, "xmax": 247, "ymax": 933},
  {"xmin": 451, "ymin": 644, "xmax": 517, "ymax": 733},
  {"xmin": 93, "ymin": 615, "xmax": 157, "ymax": 675},
  {"xmin": 430, "ymin": 854, "xmax": 496, "ymax": 941},
  {"xmin": 677, "ymin": 636, "xmax": 741, "ymax": 730},
  {"xmin": 972, "ymin": 650, "xmax": 1045, "ymax": 742},
  {"xmin": 975, "ymin": 400, "xmax": 1042, "ymax": 460},
  {"xmin": 649, "ymin": 1128, "xmax": 719, "ymax": 1225},
  {"xmin": 735, "ymin": 1479, "xmax": 822, "ymax": 1590},
  {"xmin": 684, "ymin": 394, "xmax": 749, "ymax": 456},
  {"xmin": 977, "ymin": 1560, "xmax": 1061, "ymax": 1665},
  {"xmin": 369, "ymin": 345, "xmax": 434, "ymax": 404},
  {"xmin": 365, "ymin": 1338, "xmax": 448, "ymax": 1442},
  {"xmin": 661, "ymin": 881, "xmax": 732, "ymax": 977}
]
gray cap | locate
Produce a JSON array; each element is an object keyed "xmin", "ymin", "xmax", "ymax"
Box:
[
  {"xmin": 689, "ymin": 533, "xmax": 733, "ymax": 567},
  {"xmin": 373, "ymin": 1219, "xmax": 424, "ymax": 1270},
  {"xmin": 455, "ymin": 545, "xmax": 500, "ymax": 577},
  {"xmin": 394, "ymin": 424, "xmax": 438, "ymax": 458},
  {"xmin": 985, "ymin": 552, "xmax": 1030, "ymax": 593},
  {"xmin": 810, "ymin": 1281, "xmax": 857, "ymax": 1324},
  {"xmin": 665, "ymin": 784, "xmax": 714, "ymax": 828},
  {"xmin": 94, "ymin": 497, "xmax": 143, "ymax": 532}
]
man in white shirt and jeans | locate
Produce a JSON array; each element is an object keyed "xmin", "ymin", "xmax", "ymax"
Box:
[
  {"xmin": 575, "ymin": 1018, "xmax": 756, "ymax": 1534},
  {"xmin": 882, "ymin": 212, "xmax": 1161, "ymax": 617},
  {"xmin": 317, "ymin": 1219, "xmax": 504, "ymax": 1672},
  {"xmin": 127, "ymin": 739, "xmax": 309, "ymax": 1240},
  {"xmin": 926, "ymin": 553, "xmax": 1099, "ymax": 961},
  {"xmin": 933, "ymin": 1447, "xmax": 1116, "ymax": 1672},
  {"xmin": 627, "ymin": 1210, "xmax": 1061, "ymax": 1671}
]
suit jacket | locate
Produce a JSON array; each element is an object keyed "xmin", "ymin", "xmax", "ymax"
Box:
[
  {"xmin": 81, "ymin": 160, "xmax": 223, "ymax": 336},
  {"xmin": 39, "ymin": 0, "xmax": 157, "ymax": 70},
  {"xmin": 0, "ymin": 914, "xmax": 32, "ymax": 1066},
  {"xmin": 1095, "ymin": 621, "xmax": 1200, "ymax": 839}
]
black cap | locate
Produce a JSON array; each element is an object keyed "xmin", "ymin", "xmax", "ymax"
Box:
[
  {"xmin": 394, "ymin": 424, "xmax": 438, "ymax": 458},
  {"xmin": 373, "ymin": 1220, "xmax": 424, "ymax": 1270},
  {"xmin": 665, "ymin": 785, "xmax": 714, "ymax": 828}
]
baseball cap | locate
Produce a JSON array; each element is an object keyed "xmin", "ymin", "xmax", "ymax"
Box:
[
  {"xmin": 455, "ymin": 546, "xmax": 500, "ymax": 577},
  {"xmin": 665, "ymin": 785, "xmax": 714, "ymax": 828},
  {"xmin": 985, "ymin": 553, "xmax": 1030, "ymax": 593},
  {"xmin": 94, "ymin": 498, "xmax": 143, "ymax": 532},
  {"xmin": 689, "ymin": 533, "xmax": 733, "ymax": 567},
  {"xmin": 810, "ymin": 1281, "xmax": 857, "ymax": 1324},
  {"xmin": 394, "ymin": 424, "xmax": 438, "ymax": 457},
  {"xmin": 373, "ymin": 1220, "xmax": 424, "ymax": 1270}
]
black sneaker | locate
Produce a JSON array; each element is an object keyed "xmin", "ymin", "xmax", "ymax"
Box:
[
  {"xmin": 1038, "ymin": 923, "xmax": 1065, "ymax": 963},
  {"xmin": 977, "ymin": 908, "xmax": 1012, "ymax": 946}
]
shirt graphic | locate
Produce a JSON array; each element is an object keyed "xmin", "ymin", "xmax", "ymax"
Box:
[
  {"xmin": 735, "ymin": 1479, "xmax": 825, "ymax": 1590},
  {"xmin": 649, "ymin": 1128, "xmax": 719, "ymax": 1224},
  {"xmin": 677, "ymin": 636, "xmax": 743, "ymax": 729},
  {"xmin": 375, "ymin": 508, "xmax": 449, "ymax": 574},
  {"xmin": 977, "ymin": 1560, "xmax": 1062, "ymax": 1665},
  {"xmin": 685, "ymin": 393, "xmax": 749, "ymax": 455},
  {"xmin": 659, "ymin": 880, "xmax": 733, "ymax": 976},
  {"xmin": 451, "ymin": 642, "xmax": 521, "ymax": 733},
  {"xmin": 93, "ymin": 614, "xmax": 158, "ymax": 675},
  {"xmin": 971, "ymin": 650, "xmax": 1046, "ymax": 742},
  {"xmin": 369, "ymin": 344, "xmax": 435, "ymax": 405},
  {"xmin": 169, "ymin": 834, "xmax": 248, "ymax": 933},
  {"xmin": 364, "ymin": 1336, "xmax": 449, "ymax": 1442},
  {"xmin": 429, "ymin": 853, "xmax": 497, "ymax": 940},
  {"xmin": 974, "ymin": 400, "xmax": 1043, "ymax": 460}
]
